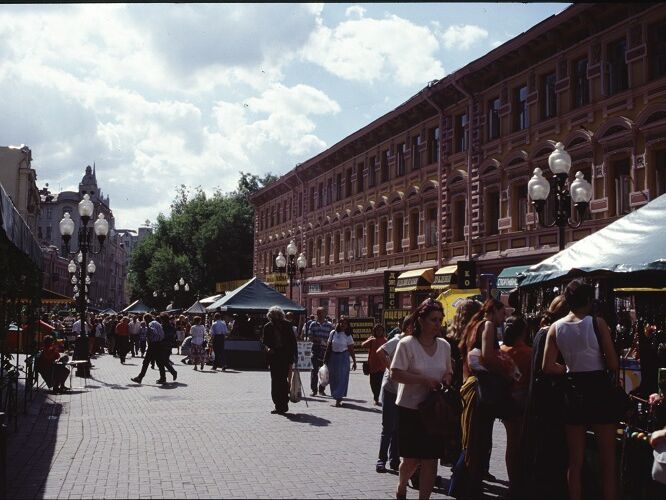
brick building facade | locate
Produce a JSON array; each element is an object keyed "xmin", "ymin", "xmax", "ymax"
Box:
[{"xmin": 251, "ymin": 3, "xmax": 666, "ymax": 319}]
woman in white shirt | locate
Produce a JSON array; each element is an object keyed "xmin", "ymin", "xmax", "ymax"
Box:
[
  {"xmin": 391, "ymin": 298, "xmax": 452, "ymax": 500},
  {"xmin": 189, "ymin": 316, "xmax": 206, "ymax": 371},
  {"xmin": 543, "ymin": 280, "xmax": 619, "ymax": 500},
  {"xmin": 325, "ymin": 316, "xmax": 357, "ymax": 407}
]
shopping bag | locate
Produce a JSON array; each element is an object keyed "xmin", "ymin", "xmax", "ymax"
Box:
[
  {"xmin": 318, "ymin": 364, "xmax": 330, "ymax": 387},
  {"xmin": 289, "ymin": 369, "xmax": 303, "ymax": 403}
]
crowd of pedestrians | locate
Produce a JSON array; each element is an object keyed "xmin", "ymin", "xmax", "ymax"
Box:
[{"xmin": 36, "ymin": 277, "xmax": 664, "ymax": 499}]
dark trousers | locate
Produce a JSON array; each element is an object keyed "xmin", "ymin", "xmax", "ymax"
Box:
[
  {"xmin": 370, "ymin": 371, "xmax": 384, "ymax": 402},
  {"xmin": 270, "ymin": 359, "xmax": 290, "ymax": 412},
  {"xmin": 212, "ymin": 335, "xmax": 226, "ymax": 368},
  {"xmin": 159, "ymin": 343, "xmax": 177, "ymax": 377},
  {"xmin": 310, "ymin": 356, "xmax": 325, "ymax": 393},
  {"xmin": 137, "ymin": 344, "xmax": 165, "ymax": 381},
  {"xmin": 129, "ymin": 335, "xmax": 139, "ymax": 356},
  {"xmin": 116, "ymin": 335, "xmax": 129, "ymax": 362},
  {"xmin": 379, "ymin": 389, "xmax": 399, "ymax": 465}
]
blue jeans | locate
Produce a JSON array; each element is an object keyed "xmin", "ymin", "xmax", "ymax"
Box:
[{"xmin": 379, "ymin": 389, "xmax": 399, "ymax": 465}]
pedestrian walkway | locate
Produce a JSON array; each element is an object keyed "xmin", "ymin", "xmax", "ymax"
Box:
[{"xmin": 7, "ymin": 353, "xmax": 508, "ymax": 499}]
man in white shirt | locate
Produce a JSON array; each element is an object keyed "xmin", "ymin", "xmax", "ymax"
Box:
[
  {"xmin": 210, "ymin": 312, "xmax": 229, "ymax": 370},
  {"xmin": 128, "ymin": 315, "xmax": 141, "ymax": 357}
]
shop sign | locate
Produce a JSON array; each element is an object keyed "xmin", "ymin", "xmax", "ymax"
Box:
[
  {"xmin": 215, "ymin": 278, "xmax": 251, "ymax": 293},
  {"xmin": 384, "ymin": 271, "xmax": 399, "ymax": 309},
  {"xmin": 348, "ymin": 317, "xmax": 375, "ymax": 351},
  {"xmin": 383, "ymin": 308, "xmax": 411, "ymax": 332},
  {"xmin": 308, "ymin": 283, "xmax": 322, "ymax": 293},
  {"xmin": 263, "ymin": 273, "xmax": 288, "ymax": 294},
  {"xmin": 456, "ymin": 260, "xmax": 477, "ymax": 289},
  {"xmin": 334, "ymin": 280, "xmax": 350, "ymax": 289}
]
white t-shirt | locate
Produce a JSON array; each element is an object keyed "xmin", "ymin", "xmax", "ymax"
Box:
[
  {"xmin": 380, "ymin": 334, "xmax": 403, "ymax": 394},
  {"xmin": 190, "ymin": 324, "xmax": 206, "ymax": 345},
  {"xmin": 391, "ymin": 336, "xmax": 452, "ymax": 410},
  {"xmin": 328, "ymin": 330, "xmax": 354, "ymax": 352}
]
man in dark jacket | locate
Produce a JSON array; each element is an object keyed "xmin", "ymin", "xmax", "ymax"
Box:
[{"xmin": 262, "ymin": 306, "xmax": 298, "ymax": 414}]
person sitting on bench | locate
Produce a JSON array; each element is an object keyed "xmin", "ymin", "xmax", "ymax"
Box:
[{"xmin": 37, "ymin": 335, "xmax": 70, "ymax": 393}]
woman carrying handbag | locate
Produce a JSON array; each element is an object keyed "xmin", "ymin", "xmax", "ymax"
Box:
[
  {"xmin": 543, "ymin": 280, "xmax": 620, "ymax": 500},
  {"xmin": 362, "ymin": 324, "xmax": 387, "ymax": 405}
]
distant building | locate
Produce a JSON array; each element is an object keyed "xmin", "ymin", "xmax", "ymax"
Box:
[
  {"xmin": 0, "ymin": 145, "xmax": 40, "ymax": 237},
  {"xmin": 38, "ymin": 165, "xmax": 128, "ymax": 310}
]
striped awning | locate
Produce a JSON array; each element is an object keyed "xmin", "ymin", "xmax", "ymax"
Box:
[
  {"xmin": 431, "ymin": 265, "xmax": 458, "ymax": 290},
  {"xmin": 395, "ymin": 268, "xmax": 435, "ymax": 293}
]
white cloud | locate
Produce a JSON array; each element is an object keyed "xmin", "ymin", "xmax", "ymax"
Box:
[
  {"xmin": 345, "ymin": 5, "xmax": 366, "ymax": 19},
  {"xmin": 301, "ymin": 13, "xmax": 444, "ymax": 86},
  {"xmin": 441, "ymin": 25, "xmax": 489, "ymax": 50}
]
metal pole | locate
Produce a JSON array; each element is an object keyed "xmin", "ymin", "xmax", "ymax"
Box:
[
  {"xmin": 558, "ymin": 223, "xmax": 565, "ymax": 251},
  {"xmin": 73, "ymin": 224, "xmax": 90, "ymax": 377}
]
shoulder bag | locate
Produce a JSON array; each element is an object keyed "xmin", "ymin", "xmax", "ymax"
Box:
[
  {"xmin": 591, "ymin": 316, "xmax": 632, "ymax": 420},
  {"xmin": 418, "ymin": 385, "xmax": 462, "ymax": 437}
]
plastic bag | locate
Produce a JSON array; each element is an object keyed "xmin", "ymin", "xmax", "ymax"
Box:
[
  {"xmin": 289, "ymin": 370, "xmax": 303, "ymax": 403},
  {"xmin": 318, "ymin": 364, "xmax": 330, "ymax": 387}
]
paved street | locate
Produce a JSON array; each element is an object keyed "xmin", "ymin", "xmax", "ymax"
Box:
[{"xmin": 8, "ymin": 354, "xmax": 508, "ymax": 499}]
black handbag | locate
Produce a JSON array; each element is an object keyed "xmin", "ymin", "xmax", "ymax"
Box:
[
  {"xmin": 362, "ymin": 361, "xmax": 370, "ymax": 375},
  {"xmin": 475, "ymin": 370, "xmax": 518, "ymax": 419},
  {"xmin": 418, "ymin": 386, "xmax": 462, "ymax": 437}
]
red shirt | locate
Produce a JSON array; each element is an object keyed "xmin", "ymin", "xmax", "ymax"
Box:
[
  {"xmin": 115, "ymin": 322, "xmax": 129, "ymax": 336},
  {"xmin": 362, "ymin": 336, "xmax": 387, "ymax": 373}
]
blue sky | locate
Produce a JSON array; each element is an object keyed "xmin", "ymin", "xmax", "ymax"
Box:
[{"xmin": 0, "ymin": 3, "xmax": 568, "ymax": 229}]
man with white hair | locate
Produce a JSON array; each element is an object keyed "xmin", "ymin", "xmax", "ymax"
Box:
[{"xmin": 261, "ymin": 305, "xmax": 298, "ymax": 415}]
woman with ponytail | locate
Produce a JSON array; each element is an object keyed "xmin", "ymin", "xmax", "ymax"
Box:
[{"xmin": 451, "ymin": 298, "xmax": 506, "ymax": 499}]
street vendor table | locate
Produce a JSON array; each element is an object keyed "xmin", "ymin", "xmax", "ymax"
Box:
[{"xmin": 67, "ymin": 360, "xmax": 89, "ymax": 389}]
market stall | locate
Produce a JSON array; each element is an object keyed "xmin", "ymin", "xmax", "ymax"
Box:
[
  {"xmin": 121, "ymin": 300, "xmax": 152, "ymax": 315},
  {"xmin": 206, "ymin": 278, "xmax": 305, "ymax": 369},
  {"xmin": 518, "ymin": 193, "xmax": 666, "ymax": 498}
]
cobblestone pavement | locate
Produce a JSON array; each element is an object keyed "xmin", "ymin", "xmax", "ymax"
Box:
[{"xmin": 7, "ymin": 353, "xmax": 508, "ymax": 499}]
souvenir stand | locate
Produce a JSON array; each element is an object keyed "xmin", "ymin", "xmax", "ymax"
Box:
[
  {"xmin": 205, "ymin": 278, "xmax": 305, "ymax": 369},
  {"xmin": 518, "ymin": 193, "xmax": 666, "ymax": 499}
]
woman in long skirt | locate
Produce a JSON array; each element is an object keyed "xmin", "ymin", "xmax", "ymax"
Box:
[{"xmin": 326, "ymin": 316, "xmax": 357, "ymax": 407}]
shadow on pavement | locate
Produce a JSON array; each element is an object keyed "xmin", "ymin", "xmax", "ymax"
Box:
[
  {"xmin": 283, "ymin": 413, "xmax": 331, "ymax": 427},
  {"xmin": 158, "ymin": 382, "xmax": 188, "ymax": 389},
  {"xmin": 6, "ymin": 392, "xmax": 61, "ymax": 499},
  {"xmin": 336, "ymin": 402, "xmax": 381, "ymax": 413}
]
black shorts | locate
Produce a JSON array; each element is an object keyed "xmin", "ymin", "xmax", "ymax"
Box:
[{"xmin": 564, "ymin": 371, "xmax": 619, "ymax": 425}]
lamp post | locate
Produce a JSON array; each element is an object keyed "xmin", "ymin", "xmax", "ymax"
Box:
[
  {"xmin": 274, "ymin": 240, "xmax": 307, "ymax": 301},
  {"xmin": 59, "ymin": 194, "xmax": 109, "ymax": 376},
  {"xmin": 527, "ymin": 142, "xmax": 593, "ymax": 250},
  {"xmin": 173, "ymin": 277, "xmax": 189, "ymax": 309}
]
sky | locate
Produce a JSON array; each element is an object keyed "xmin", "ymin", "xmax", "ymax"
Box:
[{"xmin": 0, "ymin": 3, "xmax": 569, "ymax": 230}]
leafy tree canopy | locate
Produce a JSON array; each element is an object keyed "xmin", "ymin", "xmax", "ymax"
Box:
[{"xmin": 128, "ymin": 172, "xmax": 276, "ymax": 307}]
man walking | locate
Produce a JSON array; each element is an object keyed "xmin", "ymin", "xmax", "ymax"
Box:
[
  {"xmin": 128, "ymin": 315, "xmax": 141, "ymax": 357},
  {"xmin": 306, "ymin": 307, "xmax": 333, "ymax": 397},
  {"xmin": 131, "ymin": 313, "xmax": 167, "ymax": 384},
  {"xmin": 262, "ymin": 306, "xmax": 298, "ymax": 414},
  {"xmin": 210, "ymin": 312, "xmax": 229, "ymax": 371}
]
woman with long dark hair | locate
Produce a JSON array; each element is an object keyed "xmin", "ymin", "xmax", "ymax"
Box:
[
  {"xmin": 326, "ymin": 315, "xmax": 357, "ymax": 407},
  {"xmin": 543, "ymin": 280, "xmax": 619, "ymax": 500},
  {"xmin": 455, "ymin": 298, "xmax": 506, "ymax": 499},
  {"xmin": 524, "ymin": 294, "xmax": 569, "ymax": 499},
  {"xmin": 391, "ymin": 298, "xmax": 452, "ymax": 500}
]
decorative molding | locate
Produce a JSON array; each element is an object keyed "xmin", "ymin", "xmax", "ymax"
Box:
[{"xmin": 589, "ymin": 198, "xmax": 609, "ymax": 213}]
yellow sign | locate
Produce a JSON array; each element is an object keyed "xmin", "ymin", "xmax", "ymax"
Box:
[
  {"xmin": 215, "ymin": 279, "xmax": 251, "ymax": 293},
  {"xmin": 334, "ymin": 280, "xmax": 350, "ymax": 289}
]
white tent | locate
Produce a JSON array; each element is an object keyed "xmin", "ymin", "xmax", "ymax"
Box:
[{"xmin": 520, "ymin": 193, "xmax": 666, "ymax": 286}]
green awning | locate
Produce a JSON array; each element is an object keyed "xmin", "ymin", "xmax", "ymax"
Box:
[{"xmin": 496, "ymin": 265, "xmax": 532, "ymax": 290}]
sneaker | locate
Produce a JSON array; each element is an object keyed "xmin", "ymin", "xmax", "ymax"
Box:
[
  {"xmin": 130, "ymin": 377, "xmax": 142, "ymax": 384},
  {"xmin": 156, "ymin": 379, "xmax": 166, "ymax": 384},
  {"xmin": 376, "ymin": 461, "xmax": 387, "ymax": 473}
]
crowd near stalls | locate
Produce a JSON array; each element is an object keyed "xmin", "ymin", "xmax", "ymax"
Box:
[{"xmin": 515, "ymin": 193, "xmax": 666, "ymax": 499}]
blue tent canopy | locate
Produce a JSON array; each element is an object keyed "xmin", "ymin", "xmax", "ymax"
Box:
[{"xmin": 205, "ymin": 277, "xmax": 306, "ymax": 314}]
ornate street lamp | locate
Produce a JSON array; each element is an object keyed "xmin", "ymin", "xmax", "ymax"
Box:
[
  {"xmin": 274, "ymin": 240, "xmax": 307, "ymax": 301},
  {"xmin": 59, "ymin": 194, "xmax": 109, "ymax": 376},
  {"xmin": 528, "ymin": 142, "xmax": 593, "ymax": 250}
]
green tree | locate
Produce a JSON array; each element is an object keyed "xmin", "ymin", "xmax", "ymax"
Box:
[{"xmin": 128, "ymin": 172, "xmax": 275, "ymax": 306}]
